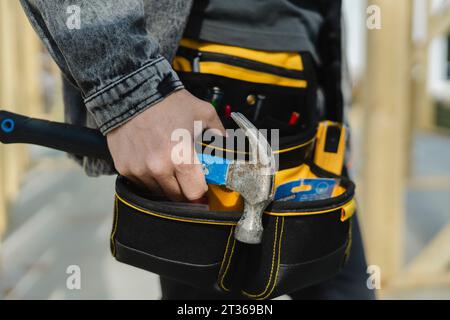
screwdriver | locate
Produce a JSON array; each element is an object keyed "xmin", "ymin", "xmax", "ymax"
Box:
[{"xmin": 210, "ymin": 87, "xmax": 224, "ymax": 109}]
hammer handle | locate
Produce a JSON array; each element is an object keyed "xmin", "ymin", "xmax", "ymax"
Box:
[
  {"xmin": 0, "ymin": 110, "xmax": 112, "ymax": 161},
  {"xmin": 0, "ymin": 110, "xmax": 231, "ymax": 186}
]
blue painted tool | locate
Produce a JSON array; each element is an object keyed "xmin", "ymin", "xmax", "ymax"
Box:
[
  {"xmin": 275, "ymin": 178, "xmax": 338, "ymax": 202},
  {"xmin": 197, "ymin": 153, "xmax": 230, "ymax": 186}
]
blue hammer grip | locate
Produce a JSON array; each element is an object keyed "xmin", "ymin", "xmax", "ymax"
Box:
[{"xmin": 198, "ymin": 153, "xmax": 230, "ymax": 186}]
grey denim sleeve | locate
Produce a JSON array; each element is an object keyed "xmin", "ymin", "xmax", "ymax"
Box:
[{"xmin": 20, "ymin": 0, "xmax": 186, "ymax": 134}]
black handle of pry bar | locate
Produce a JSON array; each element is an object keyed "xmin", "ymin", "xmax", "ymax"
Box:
[{"xmin": 0, "ymin": 110, "xmax": 112, "ymax": 161}]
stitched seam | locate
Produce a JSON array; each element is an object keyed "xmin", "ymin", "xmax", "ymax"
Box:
[
  {"xmin": 219, "ymin": 238, "xmax": 236, "ymax": 292},
  {"xmin": 116, "ymin": 194, "xmax": 236, "ymax": 226},
  {"xmin": 98, "ymin": 80, "xmax": 183, "ymax": 132},
  {"xmin": 115, "ymin": 240, "xmax": 222, "ymax": 267},
  {"xmin": 344, "ymin": 219, "xmax": 353, "ymax": 260},
  {"xmin": 98, "ymin": 89, "xmax": 161, "ymax": 131},
  {"xmin": 199, "ymin": 20, "xmax": 316, "ymax": 37},
  {"xmin": 274, "ymin": 137, "xmax": 316, "ymax": 154},
  {"xmin": 279, "ymin": 240, "xmax": 348, "ymax": 268},
  {"xmin": 266, "ymin": 198, "xmax": 356, "ymax": 217},
  {"xmin": 198, "ymin": 136, "xmax": 315, "ymax": 156},
  {"xmin": 218, "ymin": 227, "xmax": 234, "ymax": 292},
  {"xmin": 259, "ymin": 217, "xmax": 284, "ymax": 300},
  {"xmin": 110, "ymin": 197, "xmax": 119, "ymax": 257},
  {"xmin": 242, "ymin": 217, "xmax": 279, "ymax": 298},
  {"xmin": 84, "ymin": 57, "xmax": 164, "ymax": 103},
  {"xmin": 100, "ymin": 75, "xmax": 155, "ymax": 107}
]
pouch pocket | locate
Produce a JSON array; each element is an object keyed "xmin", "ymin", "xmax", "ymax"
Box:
[
  {"xmin": 110, "ymin": 116, "xmax": 356, "ymax": 298},
  {"xmin": 110, "ymin": 162, "xmax": 355, "ymax": 298},
  {"xmin": 173, "ymin": 38, "xmax": 319, "ymax": 133},
  {"xmin": 173, "ymin": 38, "xmax": 307, "ymax": 89},
  {"xmin": 111, "ymin": 177, "xmax": 240, "ymax": 290},
  {"xmin": 238, "ymin": 163, "xmax": 355, "ymax": 299}
]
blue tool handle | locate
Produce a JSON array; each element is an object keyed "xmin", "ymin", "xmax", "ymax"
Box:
[{"xmin": 198, "ymin": 153, "xmax": 230, "ymax": 186}]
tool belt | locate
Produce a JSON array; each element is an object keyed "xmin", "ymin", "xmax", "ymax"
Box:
[{"xmin": 110, "ymin": 39, "xmax": 356, "ymax": 299}]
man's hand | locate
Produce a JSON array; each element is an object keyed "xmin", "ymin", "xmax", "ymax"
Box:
[{"xmin": 106, "ymin": 89, "xmax": 225, "ymax": 202}]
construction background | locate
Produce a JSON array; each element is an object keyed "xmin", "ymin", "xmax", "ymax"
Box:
[{"xmin": 1, "ymin": 0, "xmax": 450, "ymax": 299}]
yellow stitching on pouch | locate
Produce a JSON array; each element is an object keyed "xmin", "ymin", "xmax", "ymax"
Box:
[
  {"xmin": 198, "ymin": 136, "xmax": 315, "ymax": 156},
  {"xmin": 273, "ymin": 137, "xmax": 316, "ymax": 154},
  {"xmin": 260, "ymin": 217, "xmax": 285, "ymax": 300},
  {"xmin": 117, "ymin": 192, "xmax": 354, "ymax": 222},
  {"xmin": 344, "ymin": 219, "xmax": 353, "ymax": 260},
  {"xmin": 265, "ymin": 199, "xmax": 356, "ymax": 218},
  {"xmin": 110, "ymin": 197, "xmax": 119, "ymax": 257},
  {"xmin": 242, "ymin": 217, "xmax": 279, "ymax": 298},
  {"xmin": 116, "ymin": 194, "xmax": 236, "ymax": 226},
  {"xmin": 220, "ymin": 238, "xmax": 236, "ymax": 292},
  {"xmin": 218, "ymin": 227, "xmax": 234, "ymax": 292}
]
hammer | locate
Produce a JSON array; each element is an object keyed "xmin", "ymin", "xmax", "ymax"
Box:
[{"xmin": 0, "ymin": 110, "xmax": 275, "ymax": 244}]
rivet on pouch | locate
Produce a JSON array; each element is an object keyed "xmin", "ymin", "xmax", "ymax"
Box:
[{"xmin": 246, "ymin": 94, "xmax": 256, "ymax": 106}]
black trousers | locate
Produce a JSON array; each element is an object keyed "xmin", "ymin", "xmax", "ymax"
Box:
[{"xmin": 160, "ymin": 214, "xmax": 375, "ymax": 300}]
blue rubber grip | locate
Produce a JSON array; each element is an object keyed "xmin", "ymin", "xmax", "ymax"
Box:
[{"xmin": 198, "ymin": 153, "xmax": 230, "ymax": 186}]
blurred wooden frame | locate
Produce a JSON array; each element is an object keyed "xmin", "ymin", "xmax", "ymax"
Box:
[
  {"xmin": 0, "ymin": 1, "xmax": 45, "ymax": 240},
  {"xmin": 362, "ymin": 0, "xmax": 450, "ymax": 297}
]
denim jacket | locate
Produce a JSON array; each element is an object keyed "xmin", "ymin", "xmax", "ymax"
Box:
[
  {"xmin": 19, "ymin": 0, "xmax": 192, "ymax": 174},
  {"xmin": 20, "ymin": 0, "xmax": 193, "ymax": 133}
]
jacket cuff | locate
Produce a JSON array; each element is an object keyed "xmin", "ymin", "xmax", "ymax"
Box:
[{"xmin": 84, "ymin": 56, "xmax": 184, "ymax": 134}]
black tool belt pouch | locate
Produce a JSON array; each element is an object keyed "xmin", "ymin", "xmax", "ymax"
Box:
[
  {"xmin": 110, "ymin": 40, "xmax": 356, "ymax": 299},
  {"xmin": 110, "ymin": 128, "xmax": 356, "ymax": 299}
]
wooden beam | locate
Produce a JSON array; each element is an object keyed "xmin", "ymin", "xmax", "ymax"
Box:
[
  {"xmin": 0, "ymin": 0, "xmax": 42, "ymax": 240},
  {"xmin": 0, "ymin": 0, "xmax": 14, "ymax": 238},
  {"xmin": 412, "ymin": 0, "xmax": 434, "ymax": 131},
  {"xmin": 404, "ymin": 222, "xmax": 450, "ymax": 276},
  {"xmin": 14, "ymin": 3, "xmax": 43, "ymax": 173},
  {"xmin": 428, "ymin": 4, "xmax": 450, "ymax": 40},
  {"xmin": 383, "ymin": 271, "xmax": 450, "ymax": 296},
  {"xmin": 408, "ymin": 174, "xmax": 450, "ymax": 190},
  {"xmin": 0, "ymin": 147, "xmax": 6, "ymax": 238},
  {"xmin": 360, "ymin": 0, "xmax": 413, "ymax": 280},
  {"xmin": 18, "ymin": 7, "xmax": 44, "ymax": 118},
  {"xmin": 0, "ymin": 1, "xmax": 23, "ymax": 201}
]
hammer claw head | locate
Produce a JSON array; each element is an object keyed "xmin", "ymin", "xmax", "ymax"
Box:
[
  {"xmin": 230, "ymin": 112, "xmax": 274, "ymax": 170},
  {"xmin": 228, "ymin": 112, "xmax": 276, "ymax": 244}
]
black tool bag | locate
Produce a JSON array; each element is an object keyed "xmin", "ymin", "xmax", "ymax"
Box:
[
  {"xmin": 110, "ymin": 38, "xmax": 355, "ymax": 299},
  {"xmin": 111, "ymin": 122, "xmax": 355, "ymax": 300}
]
